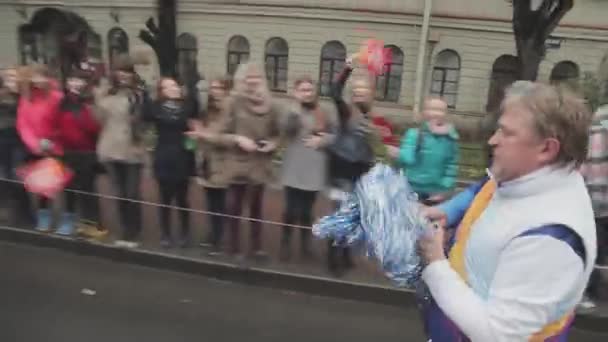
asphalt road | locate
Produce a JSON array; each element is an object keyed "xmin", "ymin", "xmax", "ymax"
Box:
[
  {"xmin": 0, "ymin": 242, "xmax": 422, "ymax": 342},
  {"xmin": 1, "ymin": 242, "xmax": 606, "ymax": 342}
]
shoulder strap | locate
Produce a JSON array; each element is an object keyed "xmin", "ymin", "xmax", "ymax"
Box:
[
  {"xmin": 516, "ymin": 224, "xmax": 586, "ymax": 266},
  {"xmin": 414, "ymin": 127, "xmax": 425, "ymax": 155}
]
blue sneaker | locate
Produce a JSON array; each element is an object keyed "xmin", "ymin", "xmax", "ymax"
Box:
[
  {"xmin": 56, "ymin": 213, "xmax": 76, "ymax": 236},
  {"xmin": 35, "ymin": 209, "xmax": 52, "ymax": 232}
]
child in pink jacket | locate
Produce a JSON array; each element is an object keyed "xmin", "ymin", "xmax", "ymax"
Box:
[{"xmin": 16, "ymin": 64, "xmax": 64, "ymax": 231}]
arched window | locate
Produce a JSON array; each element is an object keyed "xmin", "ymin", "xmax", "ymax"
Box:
[
  {"xmin": 177, "ymin": 33, "xmax": 198, "ymax": 85},
  {"xmin": 375, "ymin": 45, "xmax": 403, "ymax": 102},
  {"xmin": 18, "ymin": 26, "xmax": 41, "ymax": 64},
  {"xmin": 430, "ymin": 50, "xmax": 461, "ymax": 108},
  {"xmin": 85, "ymin": 32, "xmax": 104, "ymax": 82},
  {"xmin": 550, "ymin": 61, "xmax": 580, "ymax": 85},
  {"xmin": 18, "ymin": 27, "xmax": 59, "ymax": 67},
  {"xmin": 107, "ymin": 27, "xmax": 129, "ymax": 70},
  {"xmin": 87, "ymin": 32, "xmax": 102, "ymax": 62},
  {"xmin": 18, "ymin": 8, "xmax": 94, "ymax": 75},
  {"xmin": 227, "ymin": 35, "xmax": 250, "ymax": 75},
  {"xmin": 486, "ymin": 55, "xmax": 521, "ymax": 113},
  {"xmin": 319, "ymin": 41, "xmax": 346, "ymax": 96},
  {"xmin": 264, "ymin": 37, "xmax": 289, "ymax": 92}
]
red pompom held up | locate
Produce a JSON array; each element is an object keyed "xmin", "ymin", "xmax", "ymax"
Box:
[
  {"xmin": 358, "ymin": 39, "xmax": 393, "ymax": 76},
  {"xmin": 16, "ymin": 157, "xmax": 74, "ymax": 199}
]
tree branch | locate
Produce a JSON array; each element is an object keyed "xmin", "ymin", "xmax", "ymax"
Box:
[
  {"xmin": 539, "ymin": 0, "xmax": 574, "ymax": 40},
  {"xmin": 145, "ymin": 17, "xmax": 160, "ymax": 37},
  {"xmin": 138, "ymin": 30, "xmax": 158, "ymax": 50}
]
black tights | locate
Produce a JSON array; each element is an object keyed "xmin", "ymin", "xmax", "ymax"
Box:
[
  {"xmin": 205, "ymin": 187, "xmax": 226, "ymax": 247},
  {"xmin": 63, "ymin": 152, "xmax": 99, "ymax": 223},
  {"xmin": 157, "ymin": 179, "xmax": 190, "ymax": 239},
  {"xmin": 226, "ymin": 183, "xmax": 264, "ymax": 254},
  {"xmin": 107, "ymin": 162, "xmax": 142, "ymax": 241},
  {"xmin": 0, "ymin": 133, "xmax": 32, "ymax": 225},
  {"xmin": 282, "ymin": 187, "xmax": 317, "ymax": 249}
]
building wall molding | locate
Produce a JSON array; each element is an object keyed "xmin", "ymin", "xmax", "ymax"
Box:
[{"xmin": 4, "ymin": 1, "xmax": 608, "ymax": 42}]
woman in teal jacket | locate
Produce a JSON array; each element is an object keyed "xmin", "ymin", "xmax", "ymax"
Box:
[{"xmin": 397, "ymin": 98, "xmax": 459, "ymax": 202}]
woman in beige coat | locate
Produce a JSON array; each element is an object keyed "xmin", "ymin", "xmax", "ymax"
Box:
[
  {"xmin": 188, "ymin": 76, "xmax": 231, "ymax": 255},
  {"xmin": 94, "ymin": 56, "xmax": 147, "ymax": 248},
  {"xmin": 199, "ymin": 63, "xmax": 281, "ymax": 258}
]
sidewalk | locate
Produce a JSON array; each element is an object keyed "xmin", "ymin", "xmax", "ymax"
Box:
[{"xmin": 2, "ymin": 172, "xmax": 608, "ymax": 332}]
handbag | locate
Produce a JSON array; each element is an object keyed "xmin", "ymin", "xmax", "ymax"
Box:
[
  {"xmin": 327, "ymin": 125, "xmax": 374, "ymax": 184},
  {"xmin": 327, "ymin": 127, "xmax": 374, "ymax": 164}
]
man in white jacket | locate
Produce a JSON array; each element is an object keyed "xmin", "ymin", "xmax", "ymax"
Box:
[{"xmin": 419, "ymin": 81, "xmax": 597, "ymax": 341}]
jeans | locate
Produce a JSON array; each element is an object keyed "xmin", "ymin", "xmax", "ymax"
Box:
[
  {"xmin": 226, "ymin": 183, "xmax": 265, "ymax": 254},
  {"xmin": 205, "ymin": 187, "xmax": 226, "ymax": 247},
  {"xmin": 157, "ymin": 179, "xmax": 190, "ymax": 239},
  {"xmin": 106, "ymin": 162, "xmax": 142, "ymax": 241},
  {"xmin": 282, "ymin": 187, "xmax": 317, "ymax": 248},
  {"xmin": 63, "ymin": 151, "xmax": 99, "ymax": 223}
]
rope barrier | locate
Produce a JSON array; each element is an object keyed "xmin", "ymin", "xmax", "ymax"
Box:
[
  {"xmin": 1, "ymin": 176, "xmax": 607, "ymax": 271},
  {"xmin": 0, "ymin": 176, "xmax": 313, "ymax": 230}
]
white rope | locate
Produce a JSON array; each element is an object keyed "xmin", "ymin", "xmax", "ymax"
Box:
[
  {"xmin": 0, "ymin": 176, "xmax": 313, "ymax": 230},
  {"xmin": 2, "ymin": 176, "xmax": 608, "ymax": 270}
]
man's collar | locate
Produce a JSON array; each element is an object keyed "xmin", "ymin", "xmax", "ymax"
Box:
[{"xmin": 488, "ymin": 163, "xmax": 577, "ymax": 198}]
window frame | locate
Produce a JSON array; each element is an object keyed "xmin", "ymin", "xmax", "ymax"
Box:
[
  {"xmin": 107, "ymin": 27, "xmax": 129, "ymax": 71},
  {"xmin": 264, "ymin": 37, "xmax": 289, "ymax": 93},
  {"xmin": 177, "ymin": 33, "xmax": 199, "ymax": 85},
  {"xmin": 318, "ymin": 40, "xmax": 347, "ymax": 97},
  {"xmin": 486, "ymin": 54, "xmax": 521, "ymax": 113},
  {"xmin": 375, "ymin": 45, "xmax": 404, "ymax": 102},
  {"xmin": 430, "ymin": 50, "xmax": 461, "ymax": 109},
  {"xmin": 550, "ymin": 61, "xmax": 580, "ymax": 84},
  {"xmin": 226, "ymin": 35, "xmax": 250, "ymax": 76}
]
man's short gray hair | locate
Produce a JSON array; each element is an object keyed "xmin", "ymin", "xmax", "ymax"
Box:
[{"xmin": 502, "ymin": 80, "xmax": 592, "ymax": 167}]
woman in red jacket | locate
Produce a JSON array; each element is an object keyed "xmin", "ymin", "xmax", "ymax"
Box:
[
  {"xmin": 16, "ymin": 64, "xmax": 63, "ymax": 232},
  {"xmin": 56, "ymin": 69, "xmax": 104, "ymax": 237}
]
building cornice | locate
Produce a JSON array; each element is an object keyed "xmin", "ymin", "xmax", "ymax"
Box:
[
  {"xmin": 3, "ymin": 1, "xmax": 608, "ymax": 42},
  {"xmin": 183, "ymin": 3, "xmax": 608, "ymax": 42}
]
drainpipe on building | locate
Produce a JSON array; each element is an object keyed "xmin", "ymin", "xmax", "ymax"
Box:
[{"xmin": 413, "ymin": 0, "xmax": 433, "ymax": 117}]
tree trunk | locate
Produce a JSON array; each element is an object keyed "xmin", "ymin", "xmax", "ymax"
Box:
[
  {"xmin": 157, "ymin": 0, "xmax": 177, "ymax": 77},
  {"xmin": 139, "ymin": 0, "xmax": 177, "ymax": 78},
  {"xmin": 511, "ymin": 0, "xmax": 574, "ymax": 81},
  {"xmin": 517, "ymin": 39, "xmax": 543, "ymax": 81}
]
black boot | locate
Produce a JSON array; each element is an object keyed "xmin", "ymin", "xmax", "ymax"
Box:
[
  {"xmin": 301, "ymin": 230, "xmax": 312, "ymax": 259},
  {"xmin": 279, "ymin": 233, "xmax": 291, "ymax": 262},
  {"xmin": 343, "ymin": 247, "xmax": 354, "ymax": 269},
  {"xmin": 327, "ymin": 240, "xmax": 342, "ymax": 276}
]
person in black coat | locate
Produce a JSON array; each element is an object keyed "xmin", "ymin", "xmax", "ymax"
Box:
[
  {"xmin": 325, "ymin": 55, "xmax": 383, "ymax": 276},
  {"xmin": 0, "ymin": 67, "xmax": 33, "ymax": 226},
  {"xmin": 144, "ymin": 77, "xmax": 196, "ymax": 248}
]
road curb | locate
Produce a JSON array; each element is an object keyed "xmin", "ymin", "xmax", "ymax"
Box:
[
  {"xmin": 1, "ymin": 226, "xmax": 607, "ymax": 333},
  {"xmin": 0, "ymin": 226, "xmax": 415, "ymax": 307}
]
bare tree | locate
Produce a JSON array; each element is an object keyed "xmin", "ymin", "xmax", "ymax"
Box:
[
  {"xmin": 509, "ymin": 0, "xmax": 574, "ymax": 80},
  {"xmin": 139, "ymin": 0, "xmax": 177, "ymax": 77}
]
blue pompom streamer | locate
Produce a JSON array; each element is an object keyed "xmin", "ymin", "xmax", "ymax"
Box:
[{"xmin": 313, "ymin": 164, "xmax": 429, "ymax": 287}]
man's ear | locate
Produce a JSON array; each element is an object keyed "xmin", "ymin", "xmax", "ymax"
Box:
[{"xmin": 539, "ymin": 137, "xmax": 561, "ymax": 164}]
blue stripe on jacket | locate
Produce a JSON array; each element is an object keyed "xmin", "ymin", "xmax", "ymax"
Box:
[{"xmin": 437, "ymin": 176, "xmax": 489, "ymax": 228}]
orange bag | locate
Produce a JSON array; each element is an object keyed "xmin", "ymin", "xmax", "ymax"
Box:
[{"xmin": 16, "ymin": 157, "xmax": 74, "ymax": 199}]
